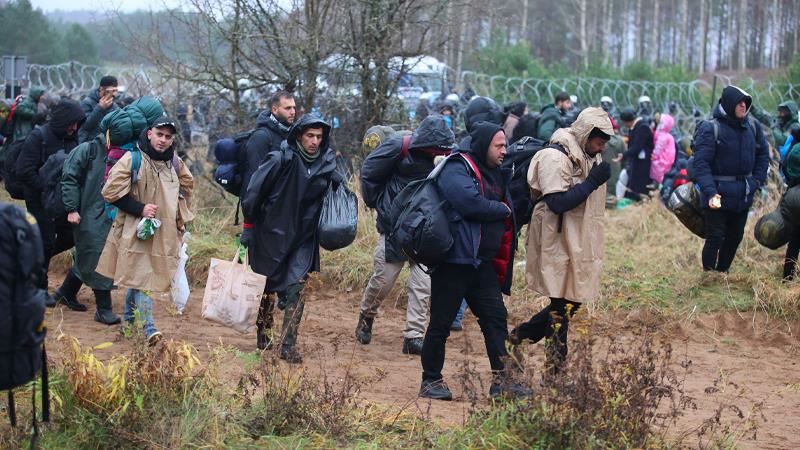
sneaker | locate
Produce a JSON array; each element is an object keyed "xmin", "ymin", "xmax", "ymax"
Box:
[
  {"xmin": 489, "ymin": 380, "xmax": 533, "ymax": 400},
  {"xmin": 419, "ymin": 379, "xmax": 453, "ymax": 401},
  {"xmin": 94, "ymin": 309, "xmax": 121, "ymax": 325},
  {"xmin": 279, "ymin": 345, "xmax": 303, "ymax": 364},
  {"xmin": 54, "ymin": 290, "xmax": 88, "ymax": 312},
  {"xmin": 402, "ymin": 337, "xmax": 424, "ymax": 355},
  {"xmin": 146, "ymin": 331, "xmax": 163, "ymax": 346}
]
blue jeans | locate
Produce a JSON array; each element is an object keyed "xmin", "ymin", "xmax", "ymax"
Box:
[
  {"xmin": 124, "ymin": 289, "xmax": 158, "ymax": 337},
  {"xmin": 451, "ymin": 300, "xmax": 467, "ymax": 327}
]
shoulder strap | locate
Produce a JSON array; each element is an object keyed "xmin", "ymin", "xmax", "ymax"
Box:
[
  {"xmin": 458, "ymin": 153, "xmax": 484, "ymax": 194},
  {"xmin": 399, "ymin": 135, "xmax": 412, "ymax": 159},
  {"xmin": 547, "ymin": 142, "xmax": 569, "ymax": 157},
  {"xmin": 130, "ymin": 149, "xmax": 142, "ymax": 185}
]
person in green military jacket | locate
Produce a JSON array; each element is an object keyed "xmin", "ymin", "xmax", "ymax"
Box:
[{"xmin": 772, "ymin": 100, "xmax": 799, "ymax": 149}]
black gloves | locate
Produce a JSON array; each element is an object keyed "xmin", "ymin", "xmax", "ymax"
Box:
[
  {"xmin": 240, "ymin": 228, "xmax": 253, "ymax": 248},
  {"xmin": 587, "ymin": 161, "xmax": 611, "ymax": 187}
]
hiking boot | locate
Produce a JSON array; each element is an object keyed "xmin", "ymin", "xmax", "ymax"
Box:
[
  {"xmin": 355, "ymin": 313, "xmax": 374, "ymax": 345},
  {"xmin": 256, "ymin": 326, "xmax": 271, "ymax": 350},
  {"xmin": 419, "ymin": 379, "xmax": 453, "ymax": 401},
  {"xmin": 54, "ymin": 289, "xmax": 88, "ymax": 311},
  {"xmin": 489, "ymin": 380, "xmax": 533, "ymax": 400},
  {"xmin": 95, "ymin": 309, "xmax": 121, "ymax": 325},
  {"xmin": 279, "ymin": 345, "xmax": 303, "ymax": 364},
  {"xmin": 146, "ymin": 331, "xmax": 163, "ymax": 346},
  {"xmin": 402, "ymin": 337, "xmax": 424, "ymax": 355},
  {"xmin": 44, "ymin": 293, "xmax": 57, "ymax": 308}
]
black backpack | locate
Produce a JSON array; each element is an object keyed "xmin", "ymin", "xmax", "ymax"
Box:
[
  {"xmin": 0, "ymin": 203, "xmax": 50, "ymax": 435},
  {"xmin": 389, "ymin": 153, "xmax": 482, "ymax": 268},
  {"xmin": 39, "ymin": 149, "xmax": 69, "ymax": 223},
  {"xmin": 503, "ymin": 136, "xmax": 547, "ymax": 228},
  {"xmin": 3, "ymin": 139, "xmax": 27, "ymax": 200},
  {"xmin": 213, "ymin": 128, "xmax": 267, "ymax": 196}
]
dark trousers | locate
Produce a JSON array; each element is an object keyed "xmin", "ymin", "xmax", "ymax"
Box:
[
  {"xmin": 421, "ymin": 262, "xmax": 509, "ymax": 382},
  {"xmin": 784, "ymin": 233, "xmax": 800, "ymax": 280},
  {"xmin": 514, "ymin": 298, "xmax": 581, "ymax": 368},
  {"xmin": 26, "ymin": 199, "xmax": 75, "ymax": 289},
  {"xmin": 702, "ymin": 209, "xmax": 749, "ymax": 272}
]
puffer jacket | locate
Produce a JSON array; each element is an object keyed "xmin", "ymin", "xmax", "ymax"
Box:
[
  {"xmin": 10, "ymin": 88, "xmax": 45, "ymax": 143},
  {"xmin": 693, "ymin": 85, "xmax": 770, "ymax": 212}
]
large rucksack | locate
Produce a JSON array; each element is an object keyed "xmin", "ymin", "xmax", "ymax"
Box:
[
  {"xmin": 2, "ymin": 139, "xmax": 26, "ymax": 199},
  {"xmin": 39, "ymin": 149, "xmax": 70, "ymax": 222},
  {"xmin": 503, "ymin": 136, "xmax": 547, "ymax": 228},
  {"xmin": 213, "ymin": 128, "xmax": 267, "ymax": 196},
  {"xmin": 389, "ymin": 153, "xmax": 482, "ymax": 268},
  {"xmin": 0, "ymin": 203, "xmax": 50, "ymax": 434}
]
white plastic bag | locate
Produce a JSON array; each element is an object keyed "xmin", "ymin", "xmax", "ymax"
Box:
[
  {"xmin": 201, "ymin": 249, "xmax": 266, "ymax": 333},
  {"xmin": 171, "ymin": 240, "xmax": 190, "ymax": 314}
]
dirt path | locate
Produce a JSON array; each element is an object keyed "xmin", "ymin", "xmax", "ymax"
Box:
[{"xmin": 44, "ymin": 274, "xmax": 800, "ymax": 449}]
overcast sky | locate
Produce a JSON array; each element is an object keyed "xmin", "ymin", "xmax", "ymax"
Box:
[{"xmin": 31, "ymin": 0, "xmax": 179, "ymax": 13}]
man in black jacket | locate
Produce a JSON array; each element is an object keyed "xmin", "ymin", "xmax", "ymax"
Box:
[
  {"xmin": 240, "ymin": 91, "xmax": 296, "ymax": 197},
  {"xmin": 16, "ymin": 98, "xmax": 85, "ymax": 308},
  {"xmin": 357, "ymin": 115, "xmax": 454, "ymax": 354},
  {"xmin": 420, "ymin": 121, "xmax": 529, "ymax": 401},
  {"xmin": 616, "ymin": 108, "xmax": 654, "ymax": 201},
  {"xmin": 241, "ymin": 115, "xmax": 338, "ymax": 363},
  {"xmin": 78, "ymin": 75, "xmax": 119, "ymax": 143}
]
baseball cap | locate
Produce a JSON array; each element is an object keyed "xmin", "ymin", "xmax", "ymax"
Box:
[{"xmin": 151, "ymin": 116, "xmax": 177, "ymax": 132}]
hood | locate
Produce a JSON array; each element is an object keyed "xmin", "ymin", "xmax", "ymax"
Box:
[
  {"xmin": 28, "ymin": 87, "xmax": 45, "ymax": 102},
  {"xmin": 510, "ymin": 113, "xmax": 539, "ymax": 144},
  {"xmin": 49, "ymin": 98, "xmax": 86, "ymax": 138},
  {"xmin": 409, "ymin": 115, "xmax": 455, "ymax": 150},
  {"xmin": 564, "ymin": 107, "xmax": 614, "ymax": 149},
  {"xmin": 286, "ymin": 114, "xmax": 331, "ymax": 153},
  {"xmin": 719, "ymin": 85, "xmax": 752, "ymax": 119},
  {"xmin": 464, "ymin": 96, "xmax": 504, "ymax": 132},
  {"xmin": 86, "ymin": 88, "xmax": 101, "ymax": 103},
  {"xmin": 467, "ymin": 121, "xmax": 505, "ymax": 164},
  {"xmin": 778, "ymin": 100, "xmax": 798, "ymax": 123},
  {"xmin": 657, "ymin": 114, "xmax": 675, "ymax": 134},
  {"xmin": 256, "ymin": 110, "xmax": 292, "ymax": 135}
]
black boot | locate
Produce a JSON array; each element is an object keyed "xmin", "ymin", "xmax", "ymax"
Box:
[
  {"xmin": 279, "ymin": 345, "xmax": 303, "ymax": 364},
  {"xmin": 256, "ymin": 293, "xmax": 274, "ymax": 350},
  {"xmin": 93, "ymin": 289, "xmax": 121, "ymax": 325},
  {"xmin": 54, "ymin": 289, "xmax": 88, "ymax": 311},
  {"xmin": 419, "ymin": 379, "xmax": 453, "ymax": 401},
  {"xmin": 355, "ymin": 313, "xmax": 374, "ymax": 345},
  {"xmin": 402, "ymin": 337, "xmax": 424, "ymax": 355},
  {"xmin": 490, "ymin": 371, "xmax": 533, "ymax": 400}
]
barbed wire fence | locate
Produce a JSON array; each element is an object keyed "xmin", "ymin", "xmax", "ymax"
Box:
[{"xmin": 3, "ymin": 60, "xmax": 799, "ymax": 136}]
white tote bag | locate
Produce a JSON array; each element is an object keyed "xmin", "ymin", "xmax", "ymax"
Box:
[{"xmin": 201, "ymin": 250, "xmax": 267, "ymax": 333}]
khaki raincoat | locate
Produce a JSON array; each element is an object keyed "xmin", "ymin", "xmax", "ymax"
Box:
[
  {"xmin": 96, "ymin": 149, "xmax": 194, "ymax": 293},
  {"xmin": 526, "ymin": 107, "xmax": 613, "ymax": 303}
]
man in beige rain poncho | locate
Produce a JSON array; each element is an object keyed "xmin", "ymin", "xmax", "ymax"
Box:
[
  {"xmin": 510, "ymin": 107, "xmax": 613, "ymax": 373},
  {"xmin": 97, "ymin": 117, "xmax": 194, "ymax": 345}
]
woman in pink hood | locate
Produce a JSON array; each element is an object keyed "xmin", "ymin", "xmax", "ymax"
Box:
[{"xmin": 650, "ymin": 113, "xmax": 676, "ymax": 184}]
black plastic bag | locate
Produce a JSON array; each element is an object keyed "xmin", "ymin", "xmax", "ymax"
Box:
[
  {"xmin": 667, "ymin": 182, "xmax": 705, "ymax": 238},
  {"xmin": 318, "ymin": 183, "xmax": 358, "ymax": 251},
  {"xmin": 755, "ymin": 209, "xmax": 793, "ymax": 250}
]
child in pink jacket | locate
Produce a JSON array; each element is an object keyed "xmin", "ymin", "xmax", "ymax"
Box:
[{"xmin": 650, "ymin": 114, "xmax": 676, "ymax": 184}]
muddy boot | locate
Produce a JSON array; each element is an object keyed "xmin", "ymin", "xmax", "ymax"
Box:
[
  {"xmin": 93, "ymin": 289, "xmax": 121, "ymax": 325},
  {"xmin": 256, "ymin": 293, "xmax": 275, "ymax": 350},
  {"xmin": 355, "ymin": 313, "xmax": 374, "ymax": 345},
  {"xmin": 490, "ymin": 371, "xmax": 533, "ymax": 400},
  {"xmin": 279, "ymin": 345, "xmax": 303, "ymax": 364},
  {"xmin": 279, "ymin": 283, "xmax": 305, "ymax": 350}
]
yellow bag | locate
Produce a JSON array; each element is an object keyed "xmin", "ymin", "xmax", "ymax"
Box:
[{"xmin": 201, "ymin": 250, "xmax": 266, "ymax": 333}]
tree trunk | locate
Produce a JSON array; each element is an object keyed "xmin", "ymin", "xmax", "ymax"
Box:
[
  {"xmin": 603, "ymin": 0, "xmax": 612, "ymax": 65},
  {"xmin": 738, "ymin": 0, "xmax": 747, "ymax": 70},
  {"xmin": 652, "ymin": 0, "xmax": 660, "ymax": 64},
  {"xmin": 679, "ymin": 0, "xmax": 689, "ymax": 66},
  {"xmin": 635, "ymin": 0, "xmax": 643, "ymax": 60},
  {"xmin": 620, "ymin": 0, "xmax": 628, "ymax": 65},
  {"xmin": 698, "ymin": 0, "xmax": 707, "ymax": 73}
]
